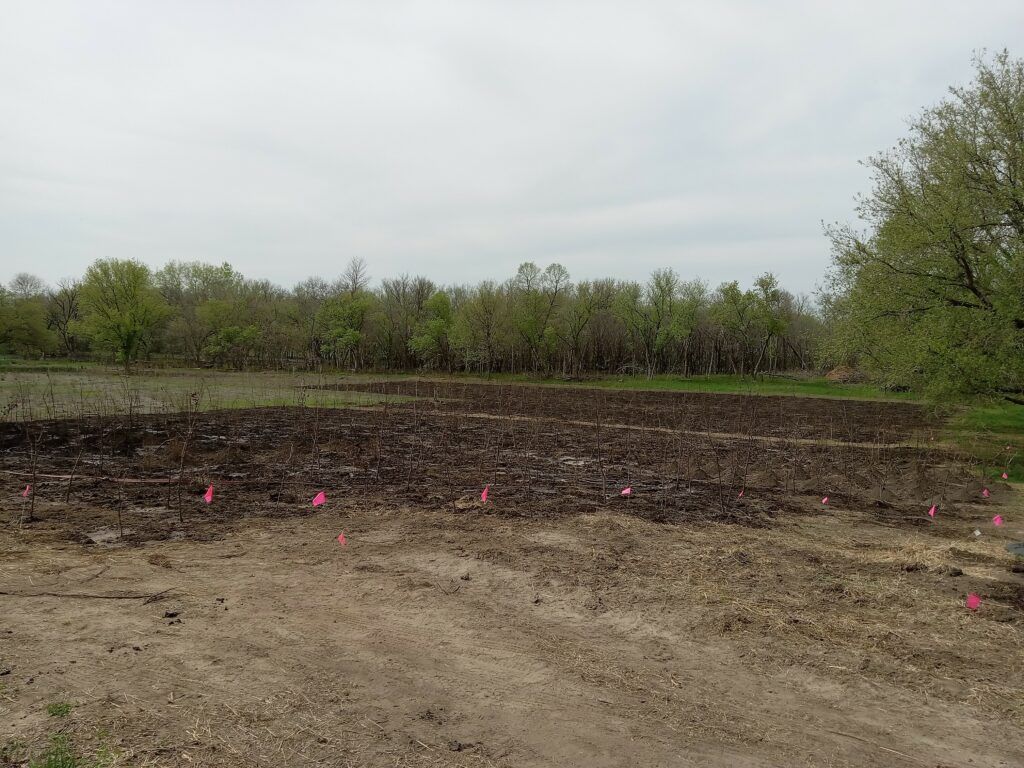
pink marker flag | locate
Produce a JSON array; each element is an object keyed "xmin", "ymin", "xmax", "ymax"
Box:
[
  {"xmin": 821, "ymin": 496, "xmax": 829, "ymax": 505},
  {"xmin": 312, "ymin": 491, "xmax": 326, "ymax": 507},
  {"xmin": 738, "ymin": 489, "xmax": 744, "ymax": 499},
  {"xmin": 982, "ymin": 488, "xmax": 991, "ymax": 498},
  {"xmin": 1002, "ymin": 471, "xmax": 1009, "ymax": 480},
  {"xmin": 337, "ymin": 532, "xmax": 347, "ymax": 546},
  {"xmin": 203, "ymin": 485, "xmax": 214, "ymax": 504},
  {"xmin": 21, "ymin": 484, "xmax": 31, "ymax": 498},
  {"xmin": 966, "ymin": 593, "xmax": 981, "ymax": 611},
  {"xmin": 993, "ymin": 515, "xmax": 1004, "ymax": 527},
  {"xmin": 481, "ymin": 485, "xmax": 490, "ymax": 503},
  {"xmin": 621, "ymin": 486, "xmax": 633, "ymax": 497},
  {"xmin": 928, "ymin": 504, "xmax": 936, "ymax": 518}
]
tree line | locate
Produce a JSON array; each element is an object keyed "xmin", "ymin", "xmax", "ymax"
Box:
[{"xmin": 0, "ymin": 259, "xmax": 822, "ymax": 378}]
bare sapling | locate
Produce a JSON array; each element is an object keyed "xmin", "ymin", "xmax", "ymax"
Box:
[
  {"xmin": 674, "ymin": 416, "xmax": 684, "ymax": 495},
  {"xmin": 491, "ymin": 391, "xmax": 509, "ymax": 489},
  {"xmin": 113, "ymin": 478, "xmax": 124, "ymax": 539},
  {"xmin": 310, "ymin": 372, "xmax": 324, "ymax": 478},
  {"xmin": 404, "ymin": 381, "xmax": 420, "ymax": 493},
  {"xmin": 19, "ymin": 426, "xmax": 43, "ymax": 526},
  {"xmin": 438, "ymin": 405, "xmax": 457, "ymax": 514},
  {"xmin": 701, "ymin": 401, "xmax": 726, "ymax": 519},
  {"xmin": 375, "ymin": 394, "xmax": 389, "ymax": 484},
  {"xmin": 65, "ymin": 446, "xmax": 84, "ymax": 510},
  {"xmin": 596, "ymin": 399, "xmax": 607, "ymax": 499},
  {"xmin": 176, "ymin": 389, "xmax": 202, "ymax": 523}
]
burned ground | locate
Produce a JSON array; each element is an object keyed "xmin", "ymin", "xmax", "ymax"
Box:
[{"xmin": 0, "ymin": 383, "xmax": 985, "ymax": 542}]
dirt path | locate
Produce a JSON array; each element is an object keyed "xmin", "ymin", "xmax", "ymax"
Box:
[
  {"xmin": 457, "ymin": 410, "xmax": 937, "ymax": 449},
  {"xmin": 3, "ymin": 497, "xmax": 1022, "ymax": 767}
]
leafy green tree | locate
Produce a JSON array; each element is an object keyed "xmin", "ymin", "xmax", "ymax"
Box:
[
  {"xmin": 510, "ymin": 262, "xmax": 569, "ymax": 373},
  {"xmin": 0, "ymin": 290, "xmax": 57, "ymax": 357},
  {"xmin": 243, "ymin": 279, "xmax": 295, "ymax": 367},
  {"xmin": 750, "ymin": 273, "xmax": 787, "ymax": 376},
  {"xmin": 825, "ymin": 51, "xmax": 1024, "ymax": 399},
  {"xmin": 710, "ymin": 281, "xmax": 758, "ymax": 375},
  {"xmin": 410, "ymin": 290, "xmax": 455, "ymax": 370},
  {"xmin": 586, "ymin": 278, "xmax": 629, "ymax": 372},
  {"xmin": 378, "ymin": 275, "xmax": 434, "ymax": 368},
  {"xmin": 674, "ymin": 279, "xmax": 709, "ymax": 376},
  {"xmin": 156, "ymin": 261, "xmax": 244, "ymax": 365},
  {"xmin": 80, "ymin": 259, "xmax": 169, "ymax": 371},
  {"xmin": 552, "ymin": 280, "xmax": 608, "ymax": 377},
  {"xmin": 204, "ymin": 324, "xmax": 261, "ymax": 369},
  {"xmin": 316, "ymin": 292, "xmax": 372, "ymax": 367},
  {"xmin": 0, "ymin": 273, "xmax": 55, "ymax": 357},
  {"xmin": 615, "ymin": 268, "xmax": 687, "ymax": 377},
  {"xmin": 451, "ymin": 280, "xmax": 506, "ymax": 372}
]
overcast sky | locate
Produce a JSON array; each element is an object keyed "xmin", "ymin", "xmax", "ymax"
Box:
[{"xmin": 3, "ymin": 1, "xmax": 1024, "ymax": 295}]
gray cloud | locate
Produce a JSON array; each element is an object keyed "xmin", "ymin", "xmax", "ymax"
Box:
[{"xmin": 3, "ymin": 0, "xmax": 1023, "ymax": 295}]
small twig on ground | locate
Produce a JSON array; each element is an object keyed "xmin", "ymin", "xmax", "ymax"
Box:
[
  {"xmin": 142, "ymin": 586, "xmax": 179, "ymax": 604},
  {"xmin": 0, "ymin": 589, "xmax": 175, "ymax": 601}
]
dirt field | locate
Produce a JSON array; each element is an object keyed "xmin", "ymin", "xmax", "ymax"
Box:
[
  {"xmin": 325, "ymin": 379, "xmax": 937, "ymax": 442},
  {"xmin": 1, "ymin": 381, "xmax": 1022, "ymax": 766}
]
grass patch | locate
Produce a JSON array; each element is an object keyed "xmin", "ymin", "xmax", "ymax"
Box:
[
  {"xmin": 46, "ymin": 701, "xmax": 73, "ymax": 718},
  {"xmin": 954, "ymin": 401, "xmax": 1024, "ymax": 435},
  {"xmin": 28, "ymin": 735, "xmax": 77, "ymax": 768},
  {"xmin": 0, "ymin": 356, "xmax": 98, "ymax": 373},
  {"xmin": 0, "ymin": 368, "xmax": 391, "ymax": 420},
  {"xmin": 361, "ymin": 371, "xmax": 922, "ymax": 402},
  {"xmin": 946, "ymin": 400, "xmax": 1023, "ymax": 482},
  {"xmin": 26, "ymin": 734, "xmax": 116, "ymax": 768}
]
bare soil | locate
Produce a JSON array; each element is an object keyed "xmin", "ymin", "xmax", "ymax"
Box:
[
  {"xmin": 1, "ymin": 383, "xmax": 1021, "ymax": 767},
  {"xmin": 325, "ymin": 379, "xmax": 937, "ymax": 442}
]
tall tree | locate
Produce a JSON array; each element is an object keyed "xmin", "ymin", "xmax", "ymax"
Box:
[
  {"xmin": 711, "ymin": 281, "xmax": 757, "ymax": 376},
  {"xmin": 156, "ymin": 261, "xmax": 243, "ymax": 365},
  {"xmin": 511, "ymin": 262, "xmax": 569, "ymax": 373},
  {"xmin": 750, "ymin": 273, "xmax": 787, "ymax": 376},
  {"xmin": 553, "ymin": 280, "xmax": 607, "ymax": 378},
  {"xmin": 410, "ymin": 291, "xmax": 455, "ymax": 370},
  {"xmin": 616, "ymin": 268, "xmax": 685, "ymax": 377},
  {"xmin": 0, "ymin": 287, "xmax": 57, "ymax": 357},
  {"xmin": 379, "ymin": 275, "xmax": 434, "ymax": 368},
  {"xmin": 80, "ymin": 259, "xmax": 169, "ymax": 372},
  {"xmin": 452, "ymin": 280, "xmax": 505, "ymax": 372},
  {"xmin": 46, "ymin": 280, "xmax": 82, "ymax": 356},
  {"xmin": 339, "ymin": 257, "xmax": 370, "ymax": 296},
  {"xmin": 8, "ymin": 273, "xmax": 47, "ymax": 299},
  {"xmin": 825, "ymin": 51, "xmax": 1024, "ymax": 399},
  {"xmin": 316, "ymin": 291, "xmax": 372, "ymax": 368}
]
